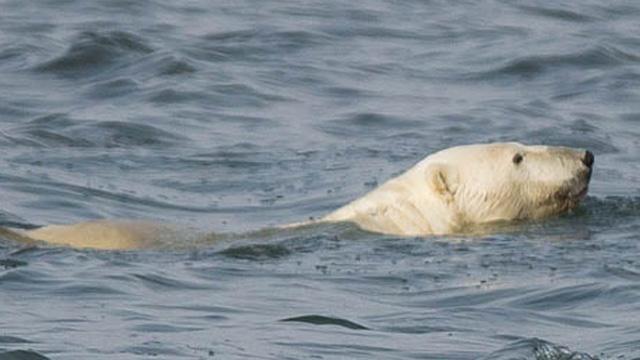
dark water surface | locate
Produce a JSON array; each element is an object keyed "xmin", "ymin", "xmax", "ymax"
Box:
[{"xmin": 1, "ymin": 0, "xmax": 640, "ymax": 359}]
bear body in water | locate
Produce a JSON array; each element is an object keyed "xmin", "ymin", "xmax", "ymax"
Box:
[{"xmin": 8, "ymin": 142, "xmax": 594, "ymax": 250}]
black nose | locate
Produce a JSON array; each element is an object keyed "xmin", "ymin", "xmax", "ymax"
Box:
[{"xmin": 582, "ymin": 150, "xmax": 594, "ymax": 168}]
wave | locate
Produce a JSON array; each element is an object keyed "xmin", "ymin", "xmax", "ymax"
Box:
[
  {"xmin": 0, "ymin": 350, "xmax": 50, "ymax": 360},
  {"xmin": 86, "ymin": 77, "xmax": 140, "ymax": 99},
  {"xmin": 482, "ymin": 338, "xmax": 597, "ymax": 360},
  {"xmin": 281, "ymin": 315, "xmax": 369, "ymax": 330},
  {"xmin": 467, "ymin": 44, "xmax": 640, "ymax": 80},
  {"xmin": 516, "ymin": 4, "xmax": 596, "ymax": 23},
  {"xmin": 34, "ymin": 31, "xmax": 153, "ymax": 77},
  {"xmin": 317, "ymin": 112, "xmax": 426, "ymax": 138},
  {"xmin": 186, "ymin": 29, "xmax": 332, "ymax": 63},
  {"xmin": 580, "ymin": 196, "xmax": 640, "ymax": 223},
  {"xmin": 218, "ymin": 243, "xmax": 292, "ymax": 260},
  {"xmin": 6, "ymin": 113, "xmax": 184, "ymax": 148}
]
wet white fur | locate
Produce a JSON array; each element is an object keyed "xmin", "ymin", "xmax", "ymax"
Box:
[
  {"xmin": 14, "ymin": 142, "xmax": 592, "ymax": 249},
  {"xmin": 323, "ymin": 142, "xmax": 591, "ymax": 235}
]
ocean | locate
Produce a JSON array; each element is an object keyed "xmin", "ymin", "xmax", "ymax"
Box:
[{"xmin": 1, "ymin": 0, "xmax": 640, "ymax": 359}]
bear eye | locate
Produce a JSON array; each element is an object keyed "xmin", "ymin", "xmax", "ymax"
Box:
[{"xmin": 512, "ymin": 153, "xmax": 524, "ymax": 165}]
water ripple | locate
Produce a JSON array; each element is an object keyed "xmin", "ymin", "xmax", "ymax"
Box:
[
  {"xmin": 318, "ymin": 113, "xmax": 427, "ymax": 138},
  {"xmin": 218, "ymin": 243, "xmax": 292, "ymax": 261},
  {"xmin": 516, "ymin": 4, "xmax": 597, "ymax": 23},
  {"xmin": 482, "ymin": 338, "xmax": 598, "ymax": 360},
  {"xmin": 508, "ymin": 283, "xmax": 606, "ymax": 311},
  {"xmin": 16, "ymin": 117, "xmax": 184, "ymax": 148},
  {"xmin": 0, "ymin": 350, "xmax": 50, "ymax": 360},
  {"xmin": 34, "ymin": 31, "xmax": 153, "ymax": 77},
  {"xmin": 193, "ymin": 29, "xmax": 333, "ymax": 62},
  {"xmin": 281, "ymin": 315, "xmax": 369, "ymax": 330},
  {"xmin": 0, "ymin": 336, "xmax": 32, "ymax": 344},
  {"xmin": 468, "ymin": 45, "xmax": 640, "ymax": 80}
]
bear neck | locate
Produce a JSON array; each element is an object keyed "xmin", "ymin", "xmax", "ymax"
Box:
[{"xmin": 321, "ymin": 168, "xmax": 461, "ymax": 236}]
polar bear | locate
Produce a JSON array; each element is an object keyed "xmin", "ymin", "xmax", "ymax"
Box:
[
  {"xmin": 3, "ymin": 142, "xmax": 594, "ymax": 249},
  {"xmin": 322, "ymin": 142, "xmax": 593, "ymax": 235}
]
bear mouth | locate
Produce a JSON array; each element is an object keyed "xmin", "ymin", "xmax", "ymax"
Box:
[
  {"xmin": 564, "ymin": 170, "xmax": 592, "ymax": 201},
  {"xmin": 565, "ymin": 184, "xmax": 589, "ymax": 201},
  {"xmin": 553, "ymin": 183, "xmax": 589, "ymax": 205},
  {"xmin": 574, "ymin": 185, "xmax": 589, "ymax": 199}
]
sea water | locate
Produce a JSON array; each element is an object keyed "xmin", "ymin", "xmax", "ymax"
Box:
[{"xmin": 1, "ymin": 1, "xmax": 640, "ymax": 359}]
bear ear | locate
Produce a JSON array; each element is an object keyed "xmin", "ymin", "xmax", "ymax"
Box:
[{"xmin": 425, "ymin": 163, "xmax": 458, "ymax": 203}]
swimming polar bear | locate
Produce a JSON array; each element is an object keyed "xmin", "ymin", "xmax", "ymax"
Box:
[{"xmin": 3, "ymin": 142, "xmax": 594, "ymax": 250}]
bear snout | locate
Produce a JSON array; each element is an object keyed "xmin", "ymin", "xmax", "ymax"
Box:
[{"xmin": 582, "ymin": 150, "xmax": 594, "ymax": 169}]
